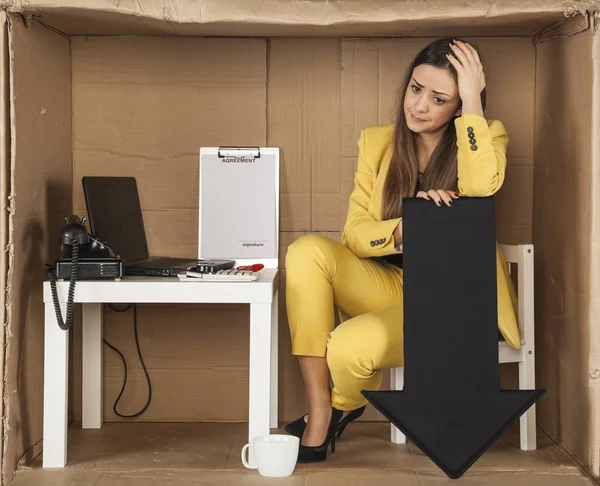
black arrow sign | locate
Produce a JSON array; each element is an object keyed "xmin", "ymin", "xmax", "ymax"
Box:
[{"xmin": 362, "ymin": 196, "xmax": 545, "ymax": 479}]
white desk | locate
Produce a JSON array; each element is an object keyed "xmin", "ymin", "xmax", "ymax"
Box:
[{"xmin": 42, "ymin": 269, "xmax": 279, "ymax": 468}]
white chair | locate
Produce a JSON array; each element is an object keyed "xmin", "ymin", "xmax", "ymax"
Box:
[{"xmin": 390, "ymin": 243, "xmax": 537, "ymax": 450}]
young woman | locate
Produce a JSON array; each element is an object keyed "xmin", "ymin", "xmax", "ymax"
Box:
[{"xmin": 284, "ymin": 38, "xmax": 520, "ymax": 463}]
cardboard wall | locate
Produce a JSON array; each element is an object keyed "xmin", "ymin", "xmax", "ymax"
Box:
[
  {"xmin": 4, "ymin": 15, "xmax": 72, "ymax": 483},
  {"xmin": 4, "ymin": 5, "xmax": 599, "ymax": 482},
  {"xmin": 0, "ymin": 10, "xmax": 10, "ymax": 479},
  {"xmin": 534, "ymin": 26, "xmax": 596, "ymax": 474},
  {"xmin": 7, "ymin": 0, "xmax": 568, "ymax": 37},
  {"xmin": 70, "ymin": 36, "xmax": 267, "ymax": 422},
  {"xmin": 66, "ymin": 35, "xmax": 536, "ymax": 426},
  {"xmin": 591, "ymin": 24, "xmax": 600, "ymax": 478},
  {"xmin": 267, "ymin": 38, "xmax": 344, "ymax": 421}
]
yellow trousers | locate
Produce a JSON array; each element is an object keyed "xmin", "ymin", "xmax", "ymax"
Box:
[{"xmin": 285, "ymin": 234, "xmax": 406, "ymax": 411}]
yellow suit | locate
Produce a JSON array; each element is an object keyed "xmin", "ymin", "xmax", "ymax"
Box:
[
  {"xmin": 342, "ymin": 113, "xmax": 520, "ymax": 349},
  {"xmin": 285, "ymin": 113, "xmax": 519, "ymax": 411}
]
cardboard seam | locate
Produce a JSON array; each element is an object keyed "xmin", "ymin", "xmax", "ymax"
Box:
[
  {"xmin": 14, "ymin": 440, "xmax": 41, "ymax": 472},
  {"xmin": 2, "ymin": 13, "xmax": 15, "ymax": 486},
  {"xmin": 531, "ymin": 41, "xmax": 537, "ymax": 244},
  {"xmin": 564, "ymin": 1, "xmax": 600, "ymax": 18},
  {"xmin": 538, "ymin": 421, "xmax": 600, "ymax": 485},
  {"xmin": 590, "ymin": 24, "xmax": 600, "ymax": 480},
  {"xmin": 28, "ymin": 14, "xmax": 67, "ymax": 38},
  {"xmin": 0, "ymin": 9, "xmax": 68, "ymax": 38},
  {"xmin": 592, "ymin": 10, "xmax": 600, "ymax": 34},
  {"xmin": 0, "ymin": 9, "xmax": 6, "ymax": 486},
  {"xmin": 0, "ymin": 2, "xmax": 580, "ymax": 25},
  {"xmin": 533, "ymin": 11, "xmax": 591, "ymax": 44}
]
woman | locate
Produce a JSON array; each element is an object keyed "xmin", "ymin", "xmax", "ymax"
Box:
[{"xmin": 284, "ymin": 38, "xmax": 520, "ymax": 463}]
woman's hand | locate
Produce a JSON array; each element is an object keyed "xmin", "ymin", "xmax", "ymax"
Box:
[
  {"xmin": 393, "ymin": 220, "xmax": 403, "ymax": 249},
  {"xmin": 446, "ymin": 40, "xmax": 485, "ymax": 116},
  {"xmin": 417, "ymin": 189, "xmax": 459, "ymax": 207}
]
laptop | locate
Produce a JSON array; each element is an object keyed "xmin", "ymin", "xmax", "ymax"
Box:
[{"xmin": 82, "ymin": 176, "xmax": 214, "ymax": 277}]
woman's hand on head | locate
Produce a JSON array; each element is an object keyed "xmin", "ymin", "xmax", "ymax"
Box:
[
  {"xmin": 416, "ymin": 189, "xmax": 459, "ymax": 207},
  {"xmin": 446, "ymin": 40, "xmax": 486, "ymax": 104}
]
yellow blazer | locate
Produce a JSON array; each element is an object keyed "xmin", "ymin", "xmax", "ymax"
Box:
[{"xmin": 341, "ymin": 113, "xmax": 520, "ymax": 349}]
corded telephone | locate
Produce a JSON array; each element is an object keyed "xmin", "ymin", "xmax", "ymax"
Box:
[
  {"xmin": 46, "ymin": 215, "xmax": 124, "ymax": 330},
  {"xmin": 46, "ymin": 217, "xmax": 150, "ymax": 418}
]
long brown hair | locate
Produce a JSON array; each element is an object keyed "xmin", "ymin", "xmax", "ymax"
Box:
[{"xmin": 382, "ymin": 37, "xmax": 487, "ymax": 220}]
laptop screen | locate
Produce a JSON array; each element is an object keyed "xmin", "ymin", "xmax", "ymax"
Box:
[{"xmin": 82, "ymin": 177, "xmax": 149, "ymax": 262}]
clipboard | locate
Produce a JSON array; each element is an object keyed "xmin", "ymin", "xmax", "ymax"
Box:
[{"xmin": 198, "ymin": 146, "xmax": 279, "ymax": 269}]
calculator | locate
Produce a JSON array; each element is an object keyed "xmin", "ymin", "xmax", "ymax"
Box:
[{"xmin": 184, "ymin": 268, "xmax": 259, "ymax": 282}]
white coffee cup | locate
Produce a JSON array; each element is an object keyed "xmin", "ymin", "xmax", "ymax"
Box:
[{"xmin": 241, "ymin": 434, "xmax": 299, "ymax": 477}]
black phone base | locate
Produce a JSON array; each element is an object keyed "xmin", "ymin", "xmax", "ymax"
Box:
[
  {"xmin": 55, "ymin": 258, "xmax": 124, "ymax": 280},
  {"xmin": 48, "ymin": 215, "xmax": 125, "ymax": 331}
]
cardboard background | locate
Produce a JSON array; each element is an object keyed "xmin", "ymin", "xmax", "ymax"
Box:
[
  {"xmin": 8, "ymin": 0, "xmax": 570, "ymax": 36},
  {"xmin": 1, "ymin": 3, "xmax": 599, "ymax": 483},
  {"xmin": 64, "ymin": 35, "xmax": 536, "ymax": 428},
  {"xmin": 5, "ymin": 13, "xmax": 72, "ymax": 478},
  {"xmin": 534, "ymin": 27, "xmax": 596, "ymax": 472},
  {"xmin": 0, "ymin": 10, "xmax": 8, "ymax": 477}
]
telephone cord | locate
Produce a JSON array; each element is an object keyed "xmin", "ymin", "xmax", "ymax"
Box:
[
  {"xmin": 46, "ymin": 246, "xmax": 151, "ymax": 417},
  {"xmin": 47, "ymin": 237, "xmax": 79, "ymax": 331},
  {"xmin": 104, "ymin": 303, "xmax": 153, "ymax": 419}
]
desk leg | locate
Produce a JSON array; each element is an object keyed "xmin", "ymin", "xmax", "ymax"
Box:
[
  {"xmin": 270, "ymin": 290, "xmax": 279, "ymax": 429},
  {"xmin": 82, "ymin": 304, "xmax": 103, "ymax": 429},
  {"xmin": 43, "ymin": 302, "xmax": 69, "ymax": 468},
  {"xmin": 249, "ymin": 303, "xmax": 272, "ymax": 442}
]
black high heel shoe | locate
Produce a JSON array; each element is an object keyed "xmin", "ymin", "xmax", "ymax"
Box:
[
  {"xmin": 335, "ymin": 404, "xmax": 366, "ymax": 438},
  {"xmin": 285, "ymin": 405, "xmax": 366, "ymax": 439},
  {"xmin": 284, "ymin": 413, "xmax": 307, "ymax": 438},
  {"xmin": 297, "ymin": 408, "xmax": 343, "ymax": 463}
]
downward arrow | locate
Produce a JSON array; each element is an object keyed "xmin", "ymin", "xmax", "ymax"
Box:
[{"xmin": 363, "ymin": 197, "xmax": 545, "ymax": 479}]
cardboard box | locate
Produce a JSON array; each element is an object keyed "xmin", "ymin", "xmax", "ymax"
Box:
[{"xmin": 1, "ymin": 0, "xmax": 599, "ymax": 483}]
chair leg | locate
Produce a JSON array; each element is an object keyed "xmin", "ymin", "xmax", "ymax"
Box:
[
  {"xmin": 519, "ymin": 353, "xmax": 537, "ymax": 450},
  {"xmin": 390, "ymin": 367, "xmax": 406, "ymax": 444}
]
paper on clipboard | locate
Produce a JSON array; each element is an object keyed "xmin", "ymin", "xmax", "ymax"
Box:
[{"xmin": 199, "ymin": 147, "xmax": 279, "ymax": 261}]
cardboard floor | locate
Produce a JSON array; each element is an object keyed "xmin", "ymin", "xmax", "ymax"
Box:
[{"xmin": 8, "ymin": 422, "xmax": 597, "ymax": 485}]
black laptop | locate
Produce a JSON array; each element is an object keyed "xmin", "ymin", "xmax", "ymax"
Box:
[{"xmin": 82, "ymin": 176, "xmax": 203, "ymax": 277}]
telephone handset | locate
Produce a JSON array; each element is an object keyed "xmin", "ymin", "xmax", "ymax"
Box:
[
  {"xmin": 46, "ymin": 215, "xmax": 124, "ymax": 330},
  {"xmin": 61, "ymin": 214, "xmax": 90, "ymax": 246}
]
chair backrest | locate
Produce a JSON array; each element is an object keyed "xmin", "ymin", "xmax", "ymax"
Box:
[{"xmin": 499, "ymin": 244, "xmax": 534, "ymax": 346}]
